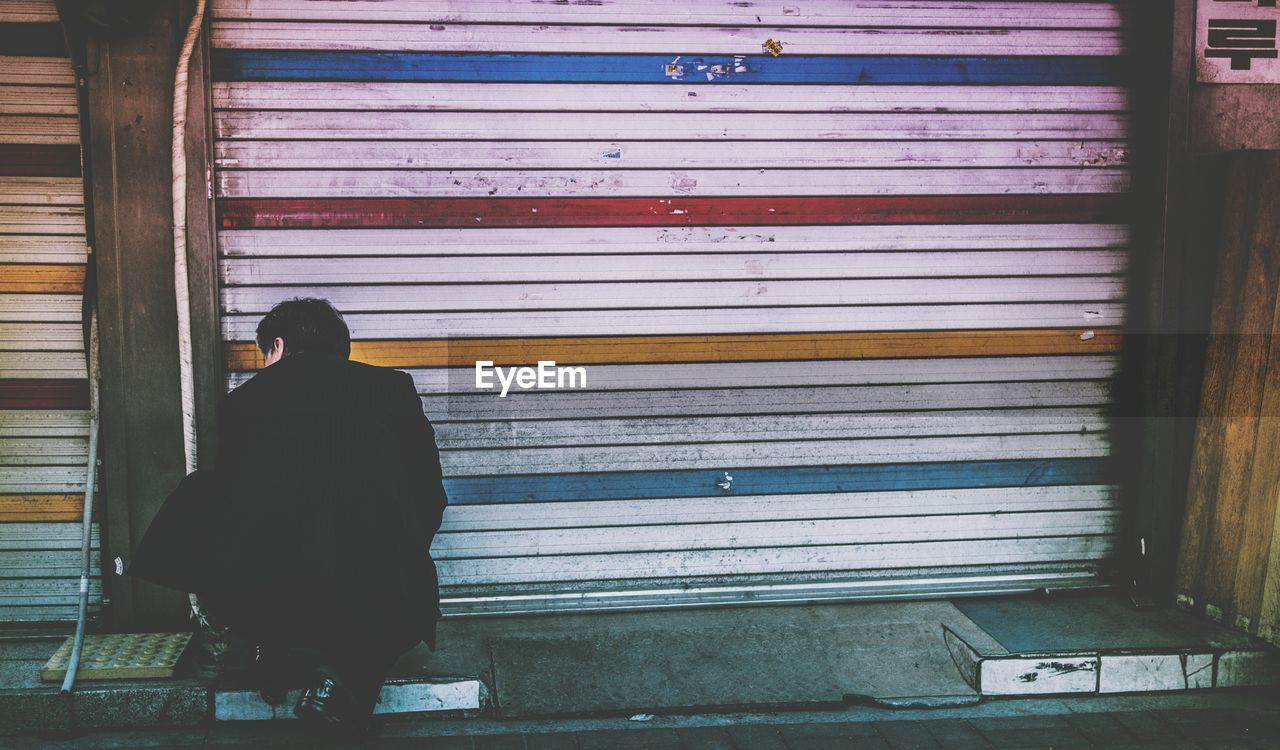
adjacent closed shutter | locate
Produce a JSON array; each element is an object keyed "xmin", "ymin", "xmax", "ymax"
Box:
[
  {"xmin": 0, "ymin": 0, "xmax": 101, "ymax": 623},
  {"xmin": 211, "ymin": 1, "xmax": 1131, "ymax": 614}
]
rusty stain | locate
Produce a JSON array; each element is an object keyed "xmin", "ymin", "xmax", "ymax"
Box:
[
  {"xmin": 1035, "ymin": 661, "xmax": 1095, "ymax": 675},
  {"xmin": 665, "ymin": 56, "xmax": 684, "ymax": 79}
]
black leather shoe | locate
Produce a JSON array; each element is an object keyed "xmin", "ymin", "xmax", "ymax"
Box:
[{"xmin": 294, "ymin": 675, "xmax": 356, "ymax": 726}]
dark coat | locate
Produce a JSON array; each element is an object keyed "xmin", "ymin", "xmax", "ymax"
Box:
[{"xmin": 130, "ymin": 352, "xmax": 447, "ymax": 652}]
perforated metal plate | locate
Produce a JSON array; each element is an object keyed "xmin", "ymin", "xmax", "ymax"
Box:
[{"xmin": 40, "ymin": 632, "xmax": 192, "ymax": 682}]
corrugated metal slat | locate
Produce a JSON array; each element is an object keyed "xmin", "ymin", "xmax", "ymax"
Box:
[{"xmin": 207, "ymin": 0, "xmax": 1132, "ymax": 611}]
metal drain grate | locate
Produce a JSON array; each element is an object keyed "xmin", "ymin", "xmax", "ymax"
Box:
[{"xmin": 41, "ymin": 632, "xmax": 193, "ymax": 682}]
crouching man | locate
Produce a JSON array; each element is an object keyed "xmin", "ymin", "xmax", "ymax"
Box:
[{"xmin": 132, "ymin": 298, "xmax": 448, "ymax": 729}]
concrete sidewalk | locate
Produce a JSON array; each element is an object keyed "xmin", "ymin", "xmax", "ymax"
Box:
[
  {"xmin": 2, "ymin": 592, "xmax": 1277, "ymax": 736},
  {"xmin": 9, "ymin": 688, "xmax": 1280, "ymax": 748}
]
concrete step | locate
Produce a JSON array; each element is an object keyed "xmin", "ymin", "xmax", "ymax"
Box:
[
  {"xmin": 214, "ymin": 676, "xmax": 487, "ymax": 721},
  {"xmin": 943, "ymin": 595, "xmax": 1280, "ymax": 697}
]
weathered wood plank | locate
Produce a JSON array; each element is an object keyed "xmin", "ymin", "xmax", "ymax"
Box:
[{"xmin": 1178, "ymin": 152, "xmax": 1280, "ymax": 639}]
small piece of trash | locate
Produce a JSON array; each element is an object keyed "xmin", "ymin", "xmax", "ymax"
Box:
[
  {"xmin": 113, "ymin": 556, "xmax": 124, "ymax": 575},
  {"xmin": 1080, "ymin": 330, "xmax": 1096, "ymax": 341},
  {"xmin": 629, "ymin": 713, "xmax": 655, "ymax": 722}
]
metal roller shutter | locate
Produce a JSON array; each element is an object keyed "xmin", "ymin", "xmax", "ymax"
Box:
[
  {"xmin": 0, "ymin": 0, "xmax": 102, "ymax": 623},
  {"xmin": 210, "ymin": 0, "xmax": 1130, "ymax": 615}
]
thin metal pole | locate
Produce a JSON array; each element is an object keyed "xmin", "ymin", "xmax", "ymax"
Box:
[
  {"xmin": 61, "ymin": 310, "xmax": 100, "ymax": 694},
  {"xmin": 174, "ymin": 0, "xmax": 207, "ymax": 476}
]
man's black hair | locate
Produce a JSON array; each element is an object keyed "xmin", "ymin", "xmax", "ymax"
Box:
[{"xmin": 256, "ymin": 298, "xmax": 351, "ymax": 359}]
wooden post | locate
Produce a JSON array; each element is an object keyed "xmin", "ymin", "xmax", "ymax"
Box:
[
  {"xmin": 1176, "ymin": 151, "xmax": 1280, "ymax": 646},
  {"xmin": 85, "ymin": 2, "xmax": 217, "ymax": 628}
]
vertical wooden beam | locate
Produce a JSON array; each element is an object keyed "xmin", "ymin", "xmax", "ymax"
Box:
[
  {"xmin": 1177, "ymin": 152, "xmax": 1280, "ymax": 642},
  {"xmin": 86, "ymin": 3, "xmax": 205, "ymax": 627},
  {"xmin": 1115, "ymin": 0, "xmax": 1194, "ymax": 606}
]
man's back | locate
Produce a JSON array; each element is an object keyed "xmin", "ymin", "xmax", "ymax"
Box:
[{"xmin": 210, "ymin": 351, "xmax": 446, "ymax": 653}]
